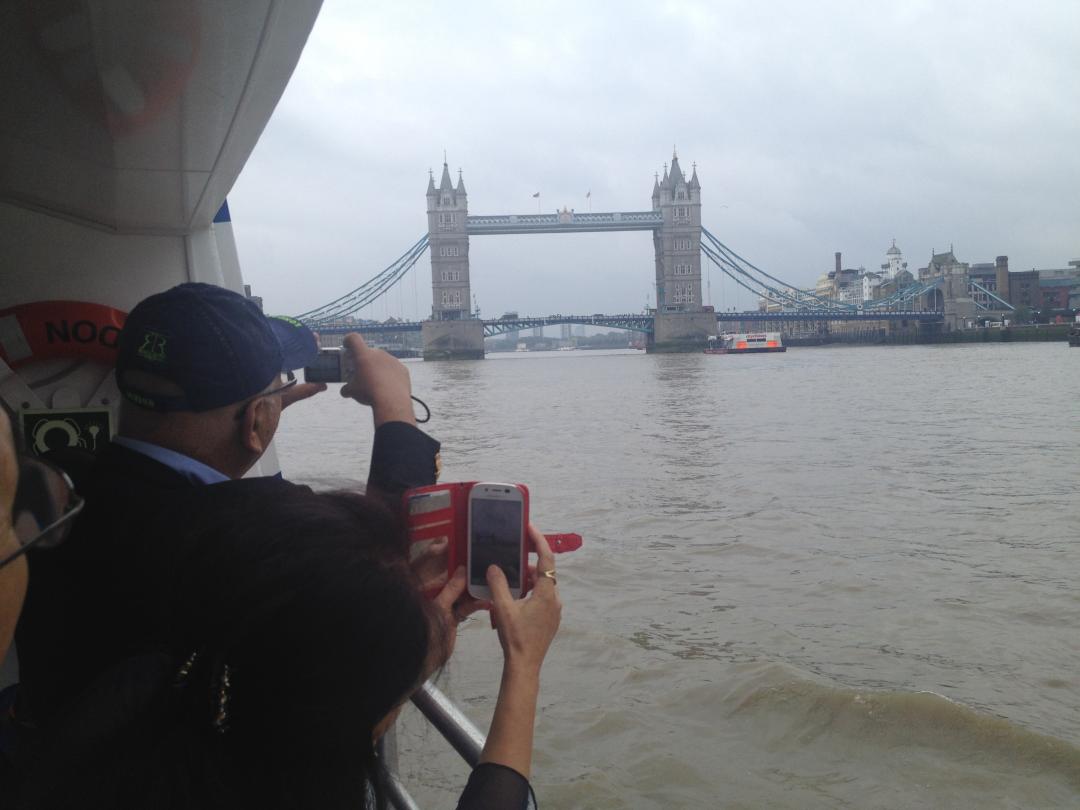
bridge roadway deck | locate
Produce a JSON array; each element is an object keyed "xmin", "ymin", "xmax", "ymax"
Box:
[
  {"xmin": 716, "ymin": 310, "xmax": 941, "ymax": 323},
  {"xmin": 310, "ymin": 309, "xmax": 944, "ymax": 336},
  {"xmin": 466, "ymin": 211, "xmax": 663, "ymax": 234}
]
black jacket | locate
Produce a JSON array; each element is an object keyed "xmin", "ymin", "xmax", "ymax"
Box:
[{"xmin": 15, "ymin": 422, "xmax": 439, "ymax": 728}]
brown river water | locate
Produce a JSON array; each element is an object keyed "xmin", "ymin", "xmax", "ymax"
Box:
[{"xmin": 275, "ymin": 342, "xmax": 1080, "ymax": 809}]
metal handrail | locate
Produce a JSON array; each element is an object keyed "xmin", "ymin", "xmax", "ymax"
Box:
[
  {"xmin": 382, "ymin": 680, "xmax": 487, "ymax": 810},
  {"xmin": 410, "ymin": 681, "xmax": 486, "ymax": 766},
  {"xmin": 385, "ymin": 770, "xmax": 423, "ymax": 810}
]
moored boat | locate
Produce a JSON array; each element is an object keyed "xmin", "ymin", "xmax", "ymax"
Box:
[
  {"xmin": 705, "ymin": 332, "xmax": 786, "ymax": 354},
  {"xmin": 704, "ymin": 336, "xmax": 728, "ymax": 354}
]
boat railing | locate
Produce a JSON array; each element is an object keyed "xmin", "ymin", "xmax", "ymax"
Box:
[{"xmin": 380, "ymin": 680, "xmax": 487, "ymax": 809}]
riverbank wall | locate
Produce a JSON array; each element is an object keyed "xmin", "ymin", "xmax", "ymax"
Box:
[{"xmin": 786, "ymin": 325, "xmax": 1072, "ymax": 347}]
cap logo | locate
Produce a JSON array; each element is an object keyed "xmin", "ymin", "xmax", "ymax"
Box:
[
  {"xmin": 138, "ymin": 331, "xmax": 168, "ymax": 362},
  {"xmin": 123, "ymin": 390, "xmax": 157, "ymax": 409}
]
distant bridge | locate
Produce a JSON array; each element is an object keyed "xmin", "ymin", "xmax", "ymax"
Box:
[
  {"xmin": 314, "ymin": 308, "xmax": 944, "ymax": 338},
  {"xmin": 297, "ymin": 155, "xmax": 1009, "ymax": 358},
  {"xmin": 314, "ymin": 314, "xmax": 653, "ymax": 336},
  {"xmin": 465, "ymin": 211, "xmax": 663, "ymax": 235},
  {"xmin": 715, "ymin": 310, "xmax": 942, "ymax": 324}
]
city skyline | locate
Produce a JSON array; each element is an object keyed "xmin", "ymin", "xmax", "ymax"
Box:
[{"xmin": 228, "ymin": 1, "xmax": 1080, "ymax": 321}]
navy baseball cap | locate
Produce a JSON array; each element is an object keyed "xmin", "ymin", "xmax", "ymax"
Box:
[{"xmin": 116, "ymin": 283, "xmax": 318, "ymax": 412}]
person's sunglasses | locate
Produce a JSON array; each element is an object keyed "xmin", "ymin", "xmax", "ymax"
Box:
[{"xmin": 0, "ymin": 457, "xmax": 85, "ymax": 569}]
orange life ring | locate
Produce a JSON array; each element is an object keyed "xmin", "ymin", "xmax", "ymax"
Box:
[{"xmin": 0, "ymin": 300, "xmax": 127, "ymax": 369}]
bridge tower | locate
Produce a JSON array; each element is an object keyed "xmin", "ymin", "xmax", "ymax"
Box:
[
  {"xmin": 650, "ymin": 151, "xmax": 718, "ymax": 351},
  {"xmin": 422, "ymin": 160, "xmax": 484, "ymax": 359},
  {"xmin": 923, "ymin": 248, "xmax": 975, "ymax": 331}
]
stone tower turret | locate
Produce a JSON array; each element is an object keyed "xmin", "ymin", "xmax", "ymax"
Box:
[
  {"xmin": 653, "ymin": 150, "xmax": 703, "ymax": 313},
  {"xmin": 427, "ymin": 160, "xmax": 470, "ymax": 321}
]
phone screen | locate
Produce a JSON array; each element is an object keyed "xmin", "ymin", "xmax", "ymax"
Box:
[{"xmin": 469, "ymin": 497, "xmax": 523, "ymax": 589}]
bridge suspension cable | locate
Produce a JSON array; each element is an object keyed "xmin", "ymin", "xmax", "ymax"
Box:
[
  {"xmin": 700, "ymin": 229, "xmax": 854, "ymax": 311},
  {"xmin": 969, "ymin": 280, "xmax": 1015, "ymax": 311},
  {"xmin": 700, "ymin": 229, "xmax": 957, "ymax": 314},
  {"xmin": 866, "ymin": 281, "xmax": 933, "ymax": 309},
  {"xmin": 700, "ymin": 241, "xmax": 804, "ymax": 310},
  {"xmin": 296, "ymin": 235, "xmax": 430, "ymax": 325},
  {"xmin": 700, "ymin": 238, "xmax": 848, "ymax": 311}
]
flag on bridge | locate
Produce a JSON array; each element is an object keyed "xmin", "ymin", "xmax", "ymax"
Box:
[
  {"xmin": 532, "ymin": 192, "xmax": 540, "ymax": 198},
  {"xmin": 586, "ymin": 190, "xmax": 591, "ymax": 198}
]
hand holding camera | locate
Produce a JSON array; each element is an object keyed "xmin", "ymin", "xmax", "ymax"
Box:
[
  {"xmin": 340, "ymin": 334, "xmax": 416, "ymax": 427},
  {"xmin": 304, "ymin": 334, "xmax": 417, "ymax": 426}
]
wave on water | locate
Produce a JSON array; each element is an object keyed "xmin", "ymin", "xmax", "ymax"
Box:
[{"xmin": 725, "ymin": 663, "xmax": 1080, "ymax": 790}]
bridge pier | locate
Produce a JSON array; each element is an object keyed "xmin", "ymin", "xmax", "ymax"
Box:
[
  {"xmin": 942, "ymin": 270, "xmax": 976, "ymax": 331},
  {"xmin": 421, "ymin": 319, "xmax": 485, "ymax": 360},
  {"xmin": 648, "ymin": 311, "xmax": 718, "ymax": 353}
]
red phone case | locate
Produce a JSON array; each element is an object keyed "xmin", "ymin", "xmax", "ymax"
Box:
[{"xmin": 403, "ymin": 482, "xmax": 582, "ymax": 598}]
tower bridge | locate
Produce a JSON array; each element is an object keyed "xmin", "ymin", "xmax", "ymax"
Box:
[
  {"xmin": 422, "ymin": 151, "xmax": 715, "ymax": 358},
  {"xmin": 298, "ymin": 151, "xmax": 980, "ymax": 359},
  {"xmin": 465, "ymin": 210, "xmax": 664, "ymax": 235},
  {"xmin": 313, "ymin": 309, "xmax": 944, "ymax": 340}
]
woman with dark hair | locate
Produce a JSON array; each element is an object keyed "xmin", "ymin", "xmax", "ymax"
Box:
[
  {"xmin": 15, "ymin": 481, "xmax": 561, "ymax": 809},
  {"xmin": 0, "ymin": 408, "xmax": 25, "ymax": 664}
]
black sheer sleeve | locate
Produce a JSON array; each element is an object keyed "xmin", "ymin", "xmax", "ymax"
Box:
[
  {"xmin": 456, "ymin": 762, "xmax": 536, "ymax": 810},
  {"xmin": 366, "ymin": 422, "xmax": 441, "ymax": 500}
]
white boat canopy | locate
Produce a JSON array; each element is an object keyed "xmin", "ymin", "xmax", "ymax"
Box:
[{"xmin": 0, "ymin": 0, "xmax": 322, "ymax": 236}]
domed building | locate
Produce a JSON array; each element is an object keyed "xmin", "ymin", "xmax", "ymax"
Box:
[{"xmin": 880, "ymin": 239, "xmax": 908, "ymax": 279}]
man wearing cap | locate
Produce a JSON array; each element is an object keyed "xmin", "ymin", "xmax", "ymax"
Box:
[
  {"xmin": 14, "ymin": 283, "xmax": 440, "ymax": 728},
  {"xmin": 110, "ymin": 282, "xmax": 433, "ymax": 492}
]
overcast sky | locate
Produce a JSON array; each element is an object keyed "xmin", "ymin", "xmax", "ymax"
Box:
[{"xmin": 229, "ymin": 0, "xmax": 1080, "ymax": 321}]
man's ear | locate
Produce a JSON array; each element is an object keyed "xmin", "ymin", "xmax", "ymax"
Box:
[{"xmin": 238, "ymin": 399, "xmax": 268, "ymax": 455}]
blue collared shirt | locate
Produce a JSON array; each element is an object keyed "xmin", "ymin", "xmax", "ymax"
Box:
[{"xmin": 112, "ymin": 436, "xmax": 230, "ymax": 485}]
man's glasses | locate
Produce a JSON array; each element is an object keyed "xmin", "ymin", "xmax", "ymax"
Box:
[
  {"xmin": 0, "ymin": 457, "xmax": 85, "ymax": 569},
  {"xmin": 233, "ymin": 371, "xmax": 297, "ymax": 421}
]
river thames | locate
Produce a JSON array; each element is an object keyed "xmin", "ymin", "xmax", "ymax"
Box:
[{"xmin": 276, "ymin": 342, "xmax": 1080, "ymax": 809}]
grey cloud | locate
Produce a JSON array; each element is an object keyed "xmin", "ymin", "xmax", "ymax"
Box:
[{"xmin": 231, "ymin": 0, "xmax": 1080, "ymax": 318}]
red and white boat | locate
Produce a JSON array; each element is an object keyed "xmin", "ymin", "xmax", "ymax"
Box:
[{"xmin": 705, "ymin": 332, "xmax": 786, "ymax": 354}]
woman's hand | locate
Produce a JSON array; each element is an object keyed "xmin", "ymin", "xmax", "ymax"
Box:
[
  {"xmin": 486, "ymin": 525, "xmax": 562, "ymax": 676},
  {"xmin": 0, "ymin": 409, "xmax": 27, "ymax": 663},
  {"xmin": 0, "ymin": 412, "xmax": 15, "ymax": 540},
  {"xmin": 429, "ymin": 566, "xmax": 484, "ymax": 672},
  {"xmin": 477, "ymin": 524, "xmax": 563, "ymax": 778},
  {"xmin": 411, "ymin": 537, "xmax": 450, "ymax": 593},
  {"xmin": 0, "ymin": 408, "xmax": 18, "ymax": 553}
]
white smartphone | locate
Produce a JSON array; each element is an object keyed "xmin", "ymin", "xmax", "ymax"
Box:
[{"xmin": 467, "ymin": 483, "xmax": 526, "ymax": 600}]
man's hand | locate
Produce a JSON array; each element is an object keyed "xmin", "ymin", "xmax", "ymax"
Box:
[
  {"xmin": 280, "ymin": 382, "xmax": 326, "ymax": 410},
  {"xmin": 340, "ymin": 333, "xmax": 416, "ymax": 427}
]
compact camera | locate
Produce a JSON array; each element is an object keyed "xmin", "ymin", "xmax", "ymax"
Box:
[{"xmin": 303, "ymin": 348, "xmax": 349, "ymax": 383}]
